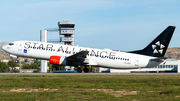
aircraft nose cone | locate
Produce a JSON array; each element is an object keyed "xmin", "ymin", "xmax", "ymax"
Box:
[{"xmin": 2, "ymin": 45, "xmax": 7, "ymax": 52}]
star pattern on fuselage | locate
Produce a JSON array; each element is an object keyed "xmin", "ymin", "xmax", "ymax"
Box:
[{"xmin": 152, "ymin": 41, "xmax": 165, "ymax": 54}]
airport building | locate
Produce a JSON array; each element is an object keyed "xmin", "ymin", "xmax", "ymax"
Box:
[{"xmin": 99, "ymin": 59, "xmax": 180, "ymax": 73}]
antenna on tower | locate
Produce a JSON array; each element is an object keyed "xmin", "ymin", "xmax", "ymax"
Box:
[
  {"xmin": 65, "ymin": 15, "xmax": 70, "ymax": 22},
  {"xmin": 66, "ymin": 15, "xmax": 68, "ymax": 20}
]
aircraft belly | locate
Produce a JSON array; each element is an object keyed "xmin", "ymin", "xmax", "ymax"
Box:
[
  {"xmin": 92, "ymin": 56, "xmax": 151, "ymax": 69},
  {"xmin": 94, "ymin": 58, "xmax": 135, "ymax": 69}
]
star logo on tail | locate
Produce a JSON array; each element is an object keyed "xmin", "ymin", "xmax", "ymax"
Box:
[{"xmin": 152, "ymin": 41, "xmax": 165, "ymax": 54}]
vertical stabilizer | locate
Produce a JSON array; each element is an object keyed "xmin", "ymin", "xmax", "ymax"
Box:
[{"xmin": 129, "ymin": 26, "xmax": 175, "ymax": 57}]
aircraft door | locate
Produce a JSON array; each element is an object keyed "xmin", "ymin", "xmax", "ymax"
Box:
[
  {"xmin": 135, "ymin": 57, "xmax": 139, "ymax": 66},
  {"xmin": 18, "ymin": 43, "xmax": 23, "ymax": 52}
]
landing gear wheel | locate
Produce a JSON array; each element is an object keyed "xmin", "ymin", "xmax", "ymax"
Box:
[
  {"xmin": 15, "ymin": 60, "xmax": 19, "ymax": 63},
  {"xmin": 77, "ymin": 67, "xmax": 82, "ymax": 73},
  {"xmin": 83, "ymin": 67, "xmax": 89, "ymax": 73}
]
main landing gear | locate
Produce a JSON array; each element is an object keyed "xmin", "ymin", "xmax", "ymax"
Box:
[
  {"xmin": 83, "ymin": 66, "xmax": 89, "ymax": 73},
  {"xmin": 77, "ymin": 66, "xmax": 89, "ymax": 73},
  {"xmin": 77, "ymin": 66, "xmax": 82, "ymax": 73}
]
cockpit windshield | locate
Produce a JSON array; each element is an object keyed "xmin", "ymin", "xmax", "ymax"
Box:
[{"xmin": 9, "ymin": 43, "xmax": 14, "ymax": 46}]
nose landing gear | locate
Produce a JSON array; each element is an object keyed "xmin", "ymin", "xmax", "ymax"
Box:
[{"xmin": 15, "ymin": 57, "xmax": 19, "ymax": 63}]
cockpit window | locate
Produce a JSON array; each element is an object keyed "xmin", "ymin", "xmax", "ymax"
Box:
[{"xmin": 9, "ymin": 43, "xmax": 14, "ymax": 46}]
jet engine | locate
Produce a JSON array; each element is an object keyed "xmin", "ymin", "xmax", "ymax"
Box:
[{"xmin": 50, "ymin": 56, "xmax": 66, "ymax": 65}]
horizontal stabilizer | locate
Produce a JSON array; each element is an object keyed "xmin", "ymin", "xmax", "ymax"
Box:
[{"xmin": 150, "ymin": 57, "xmax": 167, "ymax": 62}]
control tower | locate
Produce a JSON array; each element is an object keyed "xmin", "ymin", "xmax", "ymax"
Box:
[
  {"xmin": 58, "ymin": 20, "xmax": 75, "ymax": 71},
  {"xmin": 58, "ymin": 20, "xmax": 75, "ymax": 45}
]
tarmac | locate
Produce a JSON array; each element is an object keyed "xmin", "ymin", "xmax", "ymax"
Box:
[{"xmin": 0, "ymin": 73, "xmax": 180, "ymax": 75}]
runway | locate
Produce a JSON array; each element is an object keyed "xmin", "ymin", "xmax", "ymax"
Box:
[{"xmin": 0, "ymin": 73, "xmax": 180, "ymax": 75}]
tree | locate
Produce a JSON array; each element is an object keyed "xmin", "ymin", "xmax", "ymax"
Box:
[
  {"xmin": 31, "ymin": 63, "xmax": 39, "ymax": 69},
  {"xmin": 34, "ymin": 59, "xmax": 40, "ymax": 65},
  {"xmin": 22, "ymin": 63, "xmax": 39, "ymax": 69},
  {"xmin": 51, "ymin": 64, "xmax": 64, "ymax": 71},
  {"xmin": 0, "ymin": 61, "xmax": 10, "ymax": 72},
  {"xmin": 22, "ymin": 64, "xmax": 30, "ymax": 69},
  {"xmin": 33, "ymin": 68, "xmax": 40, "ymax": 73},
  {"xmin": 12, "ymin": 68, "xmax": 19, "ymax": 73},
  {"xmin": 8, "ymin": 60, "xmax": 17, "ymax": 71},
  {"xmin": 25, "ymin": 59, "xmax": 28, "ymax": 62}
]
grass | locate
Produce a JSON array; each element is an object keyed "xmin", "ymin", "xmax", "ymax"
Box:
[{"xmin": 0, "ymin": 74, "xmax": 180, "ymax": 100}]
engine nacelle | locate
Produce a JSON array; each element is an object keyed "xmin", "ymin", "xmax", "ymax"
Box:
[{"xmin": 50, "ymin": 56, "xmax": 66, "ymax": 65}]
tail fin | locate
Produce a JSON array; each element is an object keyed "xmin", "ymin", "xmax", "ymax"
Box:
[{"xmin": 129, "ymin": 26, "xmax": 175, "ymax": 57}]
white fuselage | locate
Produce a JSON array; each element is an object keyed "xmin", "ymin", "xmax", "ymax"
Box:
[{"xmin": 2, "ymin": 41, "xmax": 162, "ymax": 69}]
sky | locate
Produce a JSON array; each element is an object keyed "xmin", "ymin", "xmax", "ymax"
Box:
[{"xmin": 0, "ymin": 0, "xmax": 180, "ymax": 51}]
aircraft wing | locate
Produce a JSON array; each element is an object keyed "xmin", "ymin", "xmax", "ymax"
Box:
[
  {"xmin": 68, "ymin": 51, "xmax": 89, "ymax": 59},
  {"xmin": 66, "ymin": 51, "xmax": 89, "ymax": 64},
  {"xmin": 150, "ymin": 57, "xmax": 167, "ymax": 62}
]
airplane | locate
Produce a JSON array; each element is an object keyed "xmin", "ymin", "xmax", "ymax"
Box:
[{"xmin": 2, "ymin": 26, "xmax": 175, "ymax": 73}]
